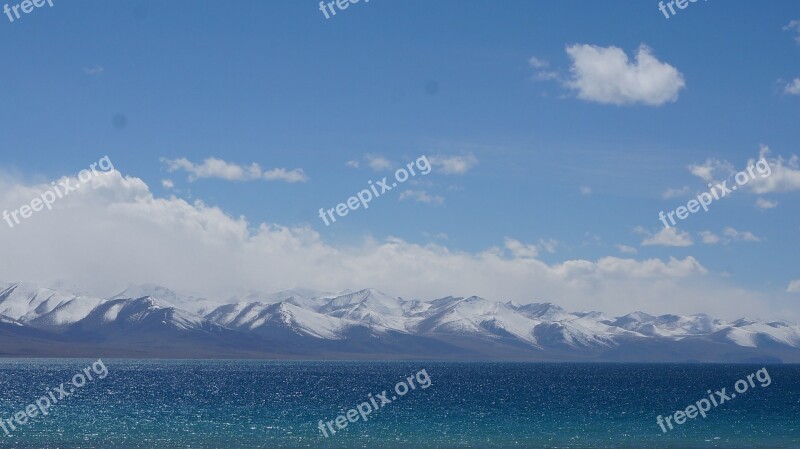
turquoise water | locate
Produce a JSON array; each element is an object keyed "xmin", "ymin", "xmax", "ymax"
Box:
[{"xmin": 0, "ymin": 360, "xmax": 797, "ymax": 448}]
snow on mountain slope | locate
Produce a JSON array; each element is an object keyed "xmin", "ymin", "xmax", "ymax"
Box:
[
  {"xmin": 318, "ymin": 289, "xmax": 411, "ymax": 332},
  {"xmin": 0, "ymin": 282, "xmax": 107, "ymax": 330},
  {"xmin": 226, "ymin": 289, "xmax": 332, "ymax": 312},
  {"xmin": 608, "ymin": 312, "xmax": 724, "ymax": 338},
  {"xmin": 206, "ymin": 301, "xmax": 347, "ymax": 339},
  {"xmin": 709, "ymin": 320, "xmax": 800, "ymax": 348},
  {"xmin": 73, "ymin": 296, "xmax": 215, "ymax": 333},
  {"xmin": 112, "ymin": 284, "xmax": 221, "ymax": 315},
  {"xmin": 2, "ymin": 281, "xmax": 800, "ymax": 358},
  {"xmin": 414, "ymin": 296, "xmax": 541, "ymax": 345}
]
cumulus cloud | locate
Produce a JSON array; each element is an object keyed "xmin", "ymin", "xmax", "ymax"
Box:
[
  {"xmin": 747, "ymin": 146, "xmax": 800, "ymax": 194},
  {"xmin": 616, "ymin": 244, "xmax": 638, "ymax": 255},
  {"xmin": 641, "ymin": 227, "xmax": 694, "ymax": 247},
  {"xmin": 428, "ymin": 154, "xmax": 478, "ymax": 175},
  {"xmin": 688, "ymin": 158, "xmax": 735, "ymax": 183},
  {"xmin": 579, "ymin": 186, "xmax": 592, "ymax": 195},
  {"xmin": 564, "ymin": 44, "xmax": 685, "ymax": 106},
  {"xmin": 162, "ymin": 157, "xmax": 307, "ymax": 183},
  {"xmin": 0, "ymin": 169, "xmax": 777, "ymax": 318},
  {"xmin": 788, "ymin": 280, "xmax": 800, "ymax": 293},
  {"xmin": 686, "ymin": 146, "xmax": 799, "ymax": 195},
  {"xmin": 398, "ymin": 190, "xmax": 444, "ymax": 205},
  {"xmin": 161, "ymin": 179, "xmax": 174, "ymax": 189}
]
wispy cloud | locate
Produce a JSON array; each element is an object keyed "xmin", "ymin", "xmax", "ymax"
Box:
[
  {"xmin": 662, "ymin": 186, "xmax": 690, "ymax": 199},
  {"xmin": 399, "ymin": 189, "xmax": 444, "ymax": 205},
  {"xmin": 83, "ymin": 65, "xmax": 105, "ymax": 75},
  {"xmin": 700, "ymin": 227, "xmax": 761, "ymax": 245},
  {"xmin": 755, "ymin": 197, "xmax": 778, "ymax": 210},
  {"xmin": 504, "ymin": 238, "xmax": 539, "ymax": 258},
  {"xmin": 365, "ymin": 154, "xmax": 393, "ymax": 171},
  {"xmin": 529, "ymin": 55, "xmax": 560, "ymax": 81},
  {"xmin": 784, "ymin": 78, "xmax": 800, "ymax": 95},
  {"xmin": 428, "ymin": 154, "xmax": 478, "ymax": 175},
  {"xmin": 784, "ymin": 20, "xmax": 800, "ymax": 44},
  {"xmin": 161, "ymin": 157, "xmax": 307, "ymax": 183}
]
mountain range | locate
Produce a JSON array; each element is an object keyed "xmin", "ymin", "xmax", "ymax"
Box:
[{"xmin": 0, "ymin": 281, "xmax": 798, "ymax": 362}]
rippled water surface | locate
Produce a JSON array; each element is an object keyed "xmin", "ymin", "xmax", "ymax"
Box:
[{"xmin": 0, "ymin": 360, "xmax": 797, "ymax": 448}]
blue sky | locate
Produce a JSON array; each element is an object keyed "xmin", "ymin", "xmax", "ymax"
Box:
[{"xmin": 1, "ymin": 0, "xmax": 799, "ymax": 319}]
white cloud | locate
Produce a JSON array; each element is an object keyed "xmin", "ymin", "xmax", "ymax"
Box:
[
  {"xmin": 162, "ymin": 157, "xmax": 307, "ymax": 183},
  {"xmin": 699, "ymin": 231, "xmax": 721, "ymax": 245},
  {"xmin": 398, "ymin": 190, "xmax": 444, "ymax": 205},
  {"xmin": 538, "ymin": 239, "xmax": 558, "ymax": 254},
  {"xmin": 0, "ymin": 169, "xmax": 777, "ymax": 319},
  {"xmin": 688, "ymin": 158, "xmax": 735, "ymax": 183},
  {"xmin": 616, "ymin": 244, "xmax": 638, "ymax": 255},
  {"xmin": 564, "ymin": 44, "xmax": 685, "ymax": 106},
  {"xmin": 83, "ymin": 65, "xmax": 104, "ymax": 75},
  {"xmin": 161, "ymin": 179, "xmax": 174, "ymax": 189},
  {"xmin": 788, "ymin": 280, "xmax": 800, "ymax": 293},
  {"xmin": 365, "ymin": 154, "xmax": 393, "ymax": 171},
  {"xmin": 529, "ymin": 56, "xmax": 560, "ymax": 81},
  {"xmin": 263, "ymin": 168, "xmax": 308, "ymax": 183},
  {"xmin": 579, "ymin": 186, "xmax": 592, "ymax": 195},
  {"xmin": 428, "ymin": 154, "xmax": 478, "ymax": 175},
  {"xmin": 662, "ymin": 186, "xmax": 690, "ymax": 199},
  {"xmin": 722, "ymin": 227, "xmax": 760, "ymax": 242},
  {"xmin": 755, "ymin": 197, "xmax": 778, "ymax": 210},
  {"xmin": 504, "ymin": 238, "xmax": 539, "ymax": 258},
  {"xmin": 641, "ymin": 227, "xmax": 694, "ymax": 247},
  {"xmin": 784, "ymin": 20, "xmax": 800, "ymax": 44},
  {"xmin": 504, "ymin": 238, "xmax": 559, "ymax": 258},
  {"xmin": 687, "ymin": 146, "xmax": 800, "ymax": 195},
  {"xmin": 744, "ymin": 146, "xmax": 800, "ymax": 194},
  {"xmin": 784, "ymin": 78, "xmax": 800, "ymax": 96},
  {"xmin": 346, "ymin": 160, "xmax": 360, "ymax": 169},
  {"xmin": 529, "ymin": 56, "xmax": 549, "ymax": 69},
  {"xmin": 700, "ymin": 227, "xmax": 761, "ymax": 245}
]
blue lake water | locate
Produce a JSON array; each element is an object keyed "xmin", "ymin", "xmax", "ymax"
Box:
[{"xmin": 0, "ymin": 360, "xmax": 797, "ymax": 448}]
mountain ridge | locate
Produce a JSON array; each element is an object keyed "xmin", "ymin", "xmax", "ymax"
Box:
[{"xmin": 0, "ymin": 281, "xmax": 797, "ymax": 362}]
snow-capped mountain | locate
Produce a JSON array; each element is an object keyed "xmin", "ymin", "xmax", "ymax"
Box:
[{"xmin": 0, "ymin": 281, "xmax": 799, "ymax": 362}]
